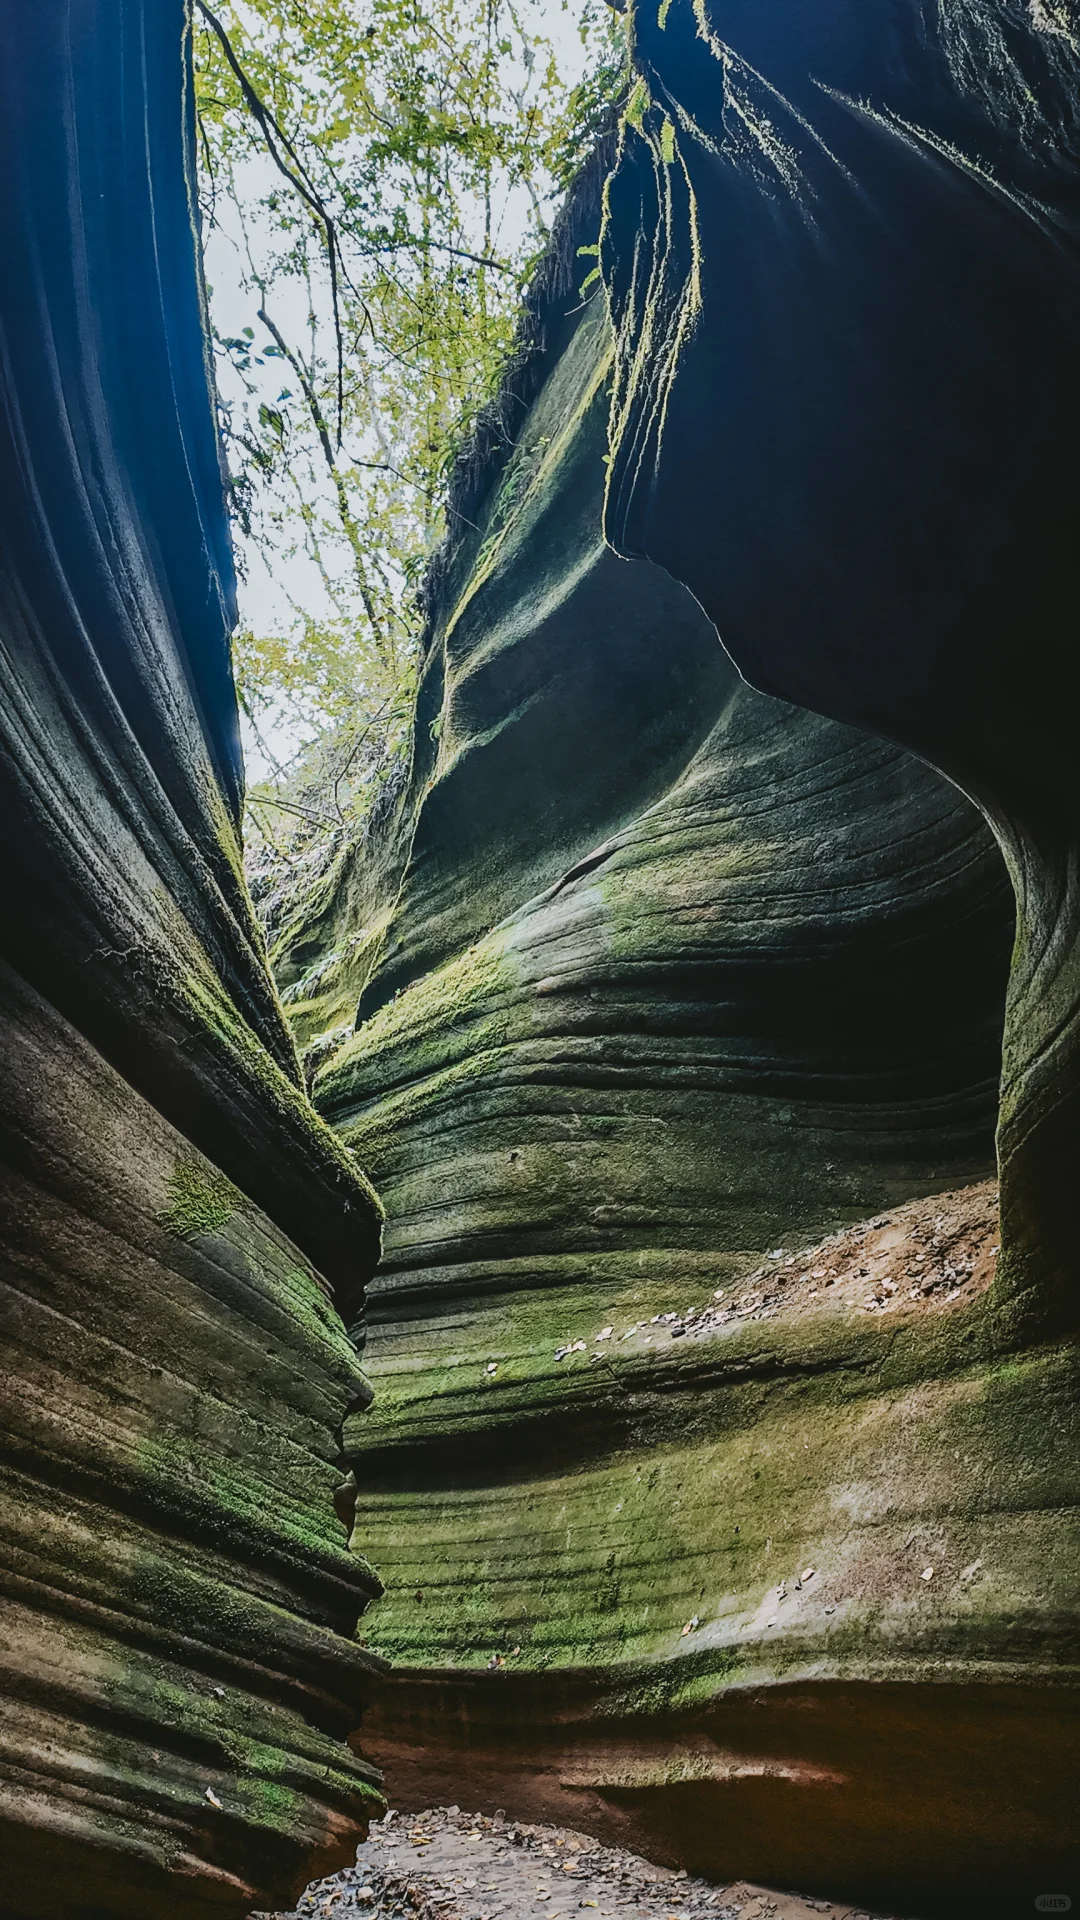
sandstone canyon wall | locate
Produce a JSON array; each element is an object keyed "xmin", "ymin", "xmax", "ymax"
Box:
[
  {"xmin": 0, "ymin": 7, "xmax": 385, "ymax": 1915},
  {"xmin": 270, "ymin": 152, "xmax": 1080, "ymax": 1908},
  {"xmin": 601, "ymin": 0, "xmax": 1080, "ymax": 1341}
]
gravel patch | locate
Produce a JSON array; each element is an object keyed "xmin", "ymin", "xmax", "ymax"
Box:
[{"xmin": 255, "ymin": 1806, "xmax": 905, "ymax": 1920}]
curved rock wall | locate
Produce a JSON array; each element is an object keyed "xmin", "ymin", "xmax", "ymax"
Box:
[
  {"xmin": 268, "ymin": 165, "xmax": 1076, "ymax": 1905},
  {"xmin": 600, "ymin": 0, "xmax": 1080, "ymax": 1337},
  {"xmin": 0, "ymin": 965, "xmax": 383, "ymax": 1920},
  {"xmin": 0, "ymin": 6, "xmax": 384, "ymax": 1914},
  {"xmin": 324, "ymin": 650, "xmax": 1008, "ymax": 1314}
]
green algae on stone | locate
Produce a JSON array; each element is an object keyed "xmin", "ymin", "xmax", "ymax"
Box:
[
  {"xmin": 0, "ymin": 7, "xmax": 389, "ymax": 1908},
  {"xmin": 315, "ymin": 923, "xmax": 517, "ymax": 1117},
  {"xmin": 251, "ymin": 149, "xmax": 1063, "ymax": 1897},
  {"xmin": 160, "ymin": 1152, "xmax": 241, "ymax": 1241},
  {"xmin": 297, "ymin": 222, "xmax": 1011, "ymax": 1683}
]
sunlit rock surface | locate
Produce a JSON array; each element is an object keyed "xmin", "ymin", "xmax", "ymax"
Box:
[
  {"xmin": 266, "ymin": 153, "xmax": 1080, "ymax": 1909},
  {"xmin": 0, "ymin": 5, "xmax": 384, "ymax": 1914}
]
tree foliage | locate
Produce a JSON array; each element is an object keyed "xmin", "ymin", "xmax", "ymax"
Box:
[{"xmin": 192, "ymin": 0, "xmax": 624, "ymax": 844}]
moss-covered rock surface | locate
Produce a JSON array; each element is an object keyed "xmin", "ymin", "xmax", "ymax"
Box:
[
  {"xmin": 259, "ymin": 159, "xmax": 1079, "ymax": 1905},
  {"xmin": 0, "ymin": 7, "xmax": 384, "ymax": 1914}
]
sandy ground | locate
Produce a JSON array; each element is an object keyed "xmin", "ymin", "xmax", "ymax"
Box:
[
  {"xmin": 631, "ymin": 1178, "xmax": 999, "ymax": 1345},
  {"xmin": 258, "ymin": 1808, "xmax": 904, "ymax": 1920},
  {"xmin": 548, "ymin": 1179, "xmax": 999, "ymax": 1373}
]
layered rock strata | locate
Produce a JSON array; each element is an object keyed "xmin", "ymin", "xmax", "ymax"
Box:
[
  {"xmin": 0, "ymin": 5, "xmax": 384, "ymax": 1914},
  {"xmin": 266, "ymin": 163, "xmax": 1074, "ymax": 1905},
  {"xmin": 601, "ymin": 0, "xmax": 1080, "ymax": 1336}
]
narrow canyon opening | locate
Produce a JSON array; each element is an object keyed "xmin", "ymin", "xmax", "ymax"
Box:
[{"xmin": 2, "ymin": 4, "xmax": 1078, "ymax": 1919}]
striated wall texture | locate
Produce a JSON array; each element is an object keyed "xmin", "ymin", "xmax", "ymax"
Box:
[
  {"xmin": 267, "ymin": 160, "xmax": 1080, "ymax": 1907},
  {"xmin": 601, "ymin": 0, "xmax": 1080, "ymax": 1343},
  {"xmin": 0, "ymin": 5, "xmax": 385, "ymax": 1914}
]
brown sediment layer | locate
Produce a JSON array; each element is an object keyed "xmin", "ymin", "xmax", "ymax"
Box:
[{"xmin": 357, "ymin": 1677, "xmax": 1079, "ymax": 1918}]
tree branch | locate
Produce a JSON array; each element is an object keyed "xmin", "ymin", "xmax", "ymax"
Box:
[
  {"xmin": 195, "ymin": 0, "xmax": 347, "ymax": 444},
  {"xmin": 258, "ymin": 305, "xmax": 395, "ymax": 665}
]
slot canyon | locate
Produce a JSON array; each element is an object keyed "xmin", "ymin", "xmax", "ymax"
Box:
[{"xmin": 1, "ymin": 2, "xmax": 1078, "ymax": 1917}]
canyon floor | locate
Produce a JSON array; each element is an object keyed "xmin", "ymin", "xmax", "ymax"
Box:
[{"xmin": 258, "ymin": 1809, "xmax": 902, "ymax": 1920}]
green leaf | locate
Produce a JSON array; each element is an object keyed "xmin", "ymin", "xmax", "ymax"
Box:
[
  {"xmin": 195, "ymin": 0, "xmax": 628, "ymax": 808},
  {"xmin": 625, "ymin": 76, "xmax": 649, "ymax": 132}
]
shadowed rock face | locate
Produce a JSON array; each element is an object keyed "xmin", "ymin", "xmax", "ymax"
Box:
[
  {"xmin": 0, "ymin": 5, "xmax": 384, "ymax": 1914},
  {"xmin": 556, "ymin": 0, "xmax": 1080, "ymax": 1895},
  {"xmin": 601, "ymin": 0, "xmax": 1080, "ymax": 1333},
  {"xmin": 305, "ymin": 232, "xmax": 1012, "ymax": 1296},
  {"xmin": 267, "ymin": 165, "xmax": 1080, "ymax": 1908}
]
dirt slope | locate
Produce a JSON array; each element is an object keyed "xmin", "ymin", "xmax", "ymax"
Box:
[{"xmin": 259, "ymin": 1808, "xmax": 903, "ymax": 1920}]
